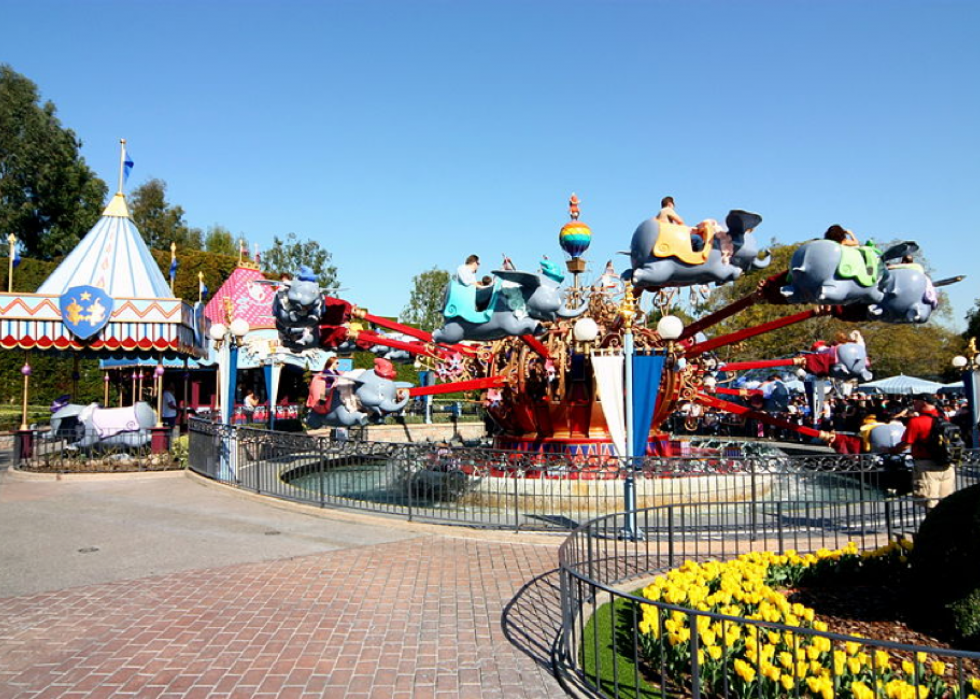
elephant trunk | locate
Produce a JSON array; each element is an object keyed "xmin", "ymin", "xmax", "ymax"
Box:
[{"xmin": 556, "ymin": 290, "xmax": 592, "ymax": 319}]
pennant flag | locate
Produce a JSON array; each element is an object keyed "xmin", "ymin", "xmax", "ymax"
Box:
[
  {"xmin": 123, "ymin": 147, "xmax": 135, "ymax": 182},
  {"xmin": 12, "ymin": 248, "xmax": 21, "ymax": 268},
  {"xmin": 199, "ymin": 279, "xmax": 209, "ymax": 301},
  {"xmin": 169, "ymin": 253, "xmax": 178, "ymax": 282},
  {"xmin": 592, "ymin": 354, "xmax": 626, "ymax": 458},
  {"xmin": 631, "ymin": 354, "xmax": 666, "ymax": 458}
]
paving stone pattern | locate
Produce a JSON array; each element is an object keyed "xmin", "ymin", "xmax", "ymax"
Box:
[{"xmin": 0, "ymin": 536, "xmax": 568, "ymax": 698}]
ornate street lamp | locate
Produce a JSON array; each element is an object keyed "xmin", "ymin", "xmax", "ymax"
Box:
[
  {"xmin": 951, "ymin": 339, "xmax": 980, "ymax": 447},
  {"xmin": 209, "ymin": 316, "xmax": 251, "ymax": 425}
]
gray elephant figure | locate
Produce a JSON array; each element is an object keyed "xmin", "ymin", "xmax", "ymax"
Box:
[
  {"xmin": 272, "ymin": 269, "xmax": 324, "ymax": 351},
  {"xmin": 49, "ymin": 402, "xmax": 157, "ymax": 448},
  {"xmin": 781, "ymin": 240, "xmax": 950, "ymax": 324},
  {"xmin": 305, "ymin": 359, "xmax": 412, "ymax": 429},
  {"xmin": 368, "ymin": 331, "xmax": 416, "ymax": 363},
  {"xmin": 800, "ymin": 340, "xmax": 872, "ymax": 382},
  {"xmin": 623, "ymin": 210, "xmax": 771, "ymax": 290},
  {"xmin": 780, "ymin": 238, "xmax": 891, "ymax": 305},
  {"xmin": 868, "ymin": 262, "xmax": 939, "ymax": 324},
  {"xmin": 867, "ymin": 422, "xmax": 906, "ymax": 453},
  {"xmin": 432, "ymin": 259, "xmax": 589, "ymax": 344},
  {"xmin": 830, "ymin": 342, "xmax": 873, "ymax": 382}
]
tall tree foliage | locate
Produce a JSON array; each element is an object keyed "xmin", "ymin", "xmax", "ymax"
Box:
[
  {"xmin": 0, "ymin": 64, "xmax": 107, "ymax": 259},
  {"xmin": 262, "ymin": 232, "xmax": 339, "ymax": 291},
  {"xmin": 702, "ymin": 242, "xmax": 962, "ymax": 380},
  {"xmin": 401, "ymin": 267, "xmax": 450, "ymax": 332},
  {"xmin": 129, "ymin": 178, "xmax": 202, "ymax": 250},
  {"xmin": 204, "ymin": 224, "xmax": 238, "ymax": 257}
]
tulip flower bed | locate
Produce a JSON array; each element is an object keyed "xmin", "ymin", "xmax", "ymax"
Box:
[{"xmin": 597, "ymin": 540, "xmax": 980, "ymax": 698}]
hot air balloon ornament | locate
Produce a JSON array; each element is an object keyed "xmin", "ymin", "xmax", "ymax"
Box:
[{"xmin": 559, "ymin": 193, "xmax": 592, "ymax": 276}]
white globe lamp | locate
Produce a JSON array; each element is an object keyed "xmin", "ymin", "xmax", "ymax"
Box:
[{"xmin": 656, "ymin": 315, "xmax": 684, "ymax": 341}]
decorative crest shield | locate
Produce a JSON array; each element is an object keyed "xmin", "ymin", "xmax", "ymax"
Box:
[{"xmin": 59, "ymin": 285, "xmax": 114, "ymax": 340}]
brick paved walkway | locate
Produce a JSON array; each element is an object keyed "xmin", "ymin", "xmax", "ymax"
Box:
[{"xmin": 0, "ymin": 473, "xmax": 569, "ymax": 698}]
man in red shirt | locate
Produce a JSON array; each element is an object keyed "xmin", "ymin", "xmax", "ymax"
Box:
[{"xmin": 891, "ymin": 394, "xmax": 955, "ymax": 511}]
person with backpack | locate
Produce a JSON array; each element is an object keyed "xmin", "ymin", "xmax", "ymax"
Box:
[{"xmin": 890, "ymin": 393, "xmax": 962, "ymax": 511}]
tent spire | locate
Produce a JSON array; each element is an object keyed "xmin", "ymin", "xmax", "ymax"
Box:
[
  {"xmin": 102, "ymin": 139, "xmax": 132, "ymax": 218},
  {"xmin": 117, "ymin": 139, "xmax": 127, "ymax": 195}
]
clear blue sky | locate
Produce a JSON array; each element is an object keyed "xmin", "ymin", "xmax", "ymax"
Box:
[{"xmin": 2, "ymin": 0, "xmax": 978, "ymax": 330}]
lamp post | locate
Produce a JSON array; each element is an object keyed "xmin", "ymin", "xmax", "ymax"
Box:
[
  {"xmin": 16, "ymin": 358, "xmax": 33, "ymax": 462},
  {"xmin": 619, "ymin": 285, "xmax": 639, "ymax": 540},
  {"xmin": 952, "ymin": 339, "xmax": 980, "ymax": 448},
  {"xmin": 209, "ymin": 317, "xmax": 251, "ymax": 426},
  {"xmin": 656, "ymin": 315, "xmax": 685, "ymax": 356},
  {"xmin": 573, "ymin": 317, "xmax": 599, "ymax": 353}
]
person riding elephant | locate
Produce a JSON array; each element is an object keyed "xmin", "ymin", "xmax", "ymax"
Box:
[{"xmin": 305, "ymin": 358, "xmax": 412, "ymax": 429}]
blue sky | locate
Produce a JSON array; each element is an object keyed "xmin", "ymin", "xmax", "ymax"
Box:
[{"xmin": 2, "ymin": 0, "xmax": 978, "ymax": 330}]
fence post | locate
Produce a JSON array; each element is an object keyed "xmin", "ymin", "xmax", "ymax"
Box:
[
  {"xmin": 750, "ymin": 458, "xmax": 759, "ymax": 542},
  {"xmin": 776, "ymin": 501, "xmax": 784, "ymax": 553},
  {"xmin": 689, "ymin": 610, "xmax": 702, "ymax": 699},
  {"xmin": 667, "ymin": 505, "xmax": 675, "ymax": 569},
  {"xmin": 885, "ymin": 498, "xmax": 893, "ymax": 541},
  {"xmin": 318, "ymin": 436, "xmax": 326, "ymax": 508},
  {"xmin": 513, "ymin": 470, "xmax": 521, "ymax": 532},
  {"xmin": 406, "ymin": 446, "xmax": 414, "ymax": 523}
]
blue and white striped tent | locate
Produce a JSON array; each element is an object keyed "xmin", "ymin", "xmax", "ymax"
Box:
[
  {"xmin": 858, "ymin": 374, "xmax": 945, "ymax": 395},
  {"xmin": 0, "ymin": 192, "xmax": 207, "ymax": 358}
]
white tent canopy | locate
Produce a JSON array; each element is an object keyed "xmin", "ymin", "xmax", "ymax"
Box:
[{"xmin": 858, "ymin": 374, "xmax": 945, "ymax": 395}]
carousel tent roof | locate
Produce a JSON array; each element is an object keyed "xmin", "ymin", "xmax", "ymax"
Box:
[
  {"xmin": 858, "ymin": 374, "xmax": 945, "ymax": 395},
  {"xmin": 203, "ymin": 262, "xmax": 276, "ymax": 330},
  {"xmin": 0, "ymin": 191, "xmax": 207, "ymax": 358},
  {"xmin": 37, "ymin": 194, "xmax": 172, "ymax": 298}
]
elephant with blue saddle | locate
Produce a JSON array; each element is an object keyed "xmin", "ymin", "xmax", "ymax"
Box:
[
  {"xmin": 623, "ymin": 210, "xmax": 771, "ymax": 290},
  {"xmin": 305, "ymin": 358, "xmax": 411, "ymax": 429},
  {"xmin": 432, "ymin": 259, "xmax": 589, "ymax": 344}
]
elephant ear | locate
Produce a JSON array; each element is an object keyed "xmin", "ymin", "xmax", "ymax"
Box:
[
  {"xmin": 880, "ymin": 241, "xmax": 919, "ymax": 262},
  {"xmin": 726, "ymin": 210, "xmax": 763, "ymax": 238},
  {"xmin": 933, "ymin": 275, "xmax": 965, "ymax": 288},
  {"xmin": 494, "ymin": 270, "xmax": 542, "ymax": 289}
]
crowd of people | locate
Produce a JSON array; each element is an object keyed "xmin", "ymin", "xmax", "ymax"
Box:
[{"xmin": 672, "ymin": 390, "xmax": 974, "ymax": 450}]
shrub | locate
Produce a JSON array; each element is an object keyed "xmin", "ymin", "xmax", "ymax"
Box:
[{"xmin": 910, "ymin": 483, "xmax": 980, "ymax": 647}]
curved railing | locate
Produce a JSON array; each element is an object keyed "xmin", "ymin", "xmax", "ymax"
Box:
[
  {"xmin": 187, "ymin": 418, "xmax": 980, "ymax": 533},
  {"xmin": 556, "ymin": 494, "xmax": 980, "ymax": 698}
]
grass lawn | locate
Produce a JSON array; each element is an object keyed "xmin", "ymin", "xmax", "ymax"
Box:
[{"xmin": 580, "ymin": 593, "xmax": 660, "ymax": 699}]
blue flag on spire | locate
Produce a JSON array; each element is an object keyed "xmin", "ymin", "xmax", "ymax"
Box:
[
  {"xmin": 169, "ymin": 255, "xmax": 178, "ymax": 282},
  {"xmin": 12, "ymin": 248, "xmax": 21, "ymax": 268},
  {"xmin": 199, "ymin": 278, "xmax": 209, "ymax": 301},
  {"xmin": 123, "ymin": 147, "xmax": 135, "ymax": 182}
]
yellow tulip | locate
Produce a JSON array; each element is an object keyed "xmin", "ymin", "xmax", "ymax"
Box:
[
  {"xmin": 734, "ymin": 659, "xmax": 756, "ymax": 683},
  {"xmin": 851, "ymin": 680, "xmax": 875, "ymax": 699}
]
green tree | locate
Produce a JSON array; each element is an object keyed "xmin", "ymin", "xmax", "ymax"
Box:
[
  {"xmin": 204, "ymin": 224, "xmax": 238, "ymax": 257},
  {"xmin": 0, "ymin": 64, "xmax": 107, "ymax": 259},
  {"xmin": 964, "ymin": 299, "xmax": 980, "ymax": 342},
  {"xmin": 401, "ymin": 267, "xmax": 450, "ymax": 332},
  {"xmin": 129, "ymin": 178, "xmax": 201, "ymax": 250},
  {"xmin": 262, "ymin": 232, "xmax": 339, "ymax": 291}
]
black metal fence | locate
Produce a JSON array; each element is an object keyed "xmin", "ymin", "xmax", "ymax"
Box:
[
  {"xmin": 555, "ymin": 460, "xmax": 980, "ymax": 698},
  {"xmin": 13, "ymin": 425, "xmax": 177, "ymax": 472},
  {"xmin": 186, "ymin": 417, "xmax": 980, "ymax": 533}
]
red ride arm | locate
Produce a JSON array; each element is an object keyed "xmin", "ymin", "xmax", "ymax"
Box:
[
  {"xmin": 408, "ymin": 376, "xmax": 506, "ymax": 397},
  {"xmin": 696, "ymin": 392, "xmax": 825, "ymax": 440}
]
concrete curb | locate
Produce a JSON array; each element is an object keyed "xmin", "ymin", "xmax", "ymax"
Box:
[
  {"xmin": 2, "ymin": 465, "xmax": 185, "ymax": 482},
  {"xmin": 181, "ymin": 467, "xmax": 565, "ymax": 547}
]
